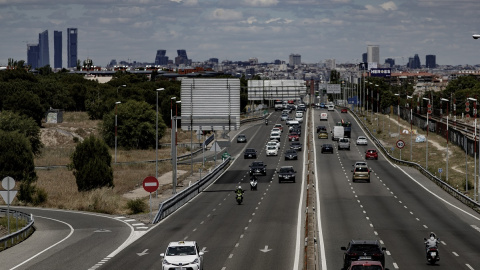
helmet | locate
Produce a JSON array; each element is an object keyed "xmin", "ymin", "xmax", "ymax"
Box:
[
  {"xmin": 238, "ymin": 186, "xmax": 242, "ymax": 189},
  {"xmin": 429, "ymin": 232, "xmax": 436, "ymax": 238}
]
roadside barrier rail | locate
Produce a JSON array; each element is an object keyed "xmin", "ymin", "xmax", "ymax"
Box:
[
  {"xmin": 0, "ymin": 208, "xmax": 35, "ymax": 250},
  {"xmin": 153, "ymin": 157, "xmax": 231, "ymax": 223}
]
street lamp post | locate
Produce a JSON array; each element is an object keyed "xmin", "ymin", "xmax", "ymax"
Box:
[
  {"xmin": 423, "ymin": 97, "xmax": 430, "ymax": 170},
  {"xmin": 155, "ymin": 88, "xmax": 165, "ymax": 197},
  {"xmin": 117, "ymin": 84, "xmax": 126, "ymax": 96},
  {"xmin": 407, "ymin": 95, "xmax": 413, "ymax": 161},
  {"xmin": 376, "ymin": 84, "xmax": 379, "ymax": 128},
  {"xmin": 441, "ymin": 98, "xmax": 449, "ymax": 182},
  {"xmin": 173, "ymin": 100, "xmax": 181, "ymax": 194},
  {"xmin": 395, "ymin": 93, "xmax": 400, "ymax": 135},
  {"xmin": 468, "ymin": 97, "xmax": 477, "ymax": 200},
  {"xmin": 114, "ymin": 101, "xmax": 121, "ymax": 163}
]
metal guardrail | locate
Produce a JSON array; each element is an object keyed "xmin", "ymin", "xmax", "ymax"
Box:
[
  {"xmin": 350, "ymin": 109, "xmax": 480, "ymax": 213},
  {"xmin": 153, "ymin": 157, "xmax": 232, "ymax": 223},
  {"xmin": 0, "ymin": 208, "xmax": 35, "ymax": 250}
]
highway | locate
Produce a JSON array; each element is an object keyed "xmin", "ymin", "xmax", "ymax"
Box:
[
  {"xmin": 3, "ymin": 106, "xmax": 480, "ymax": 270},
  {"xmin": 101, "ymin": 111, "xmax": 307, "ymax": 269},
  {"xmin": 314, "ymin": 107, "xmax": 480, "ymax": 269}
]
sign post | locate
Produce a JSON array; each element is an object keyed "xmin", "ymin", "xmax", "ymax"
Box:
[
  {"xmin": 143, "ymin": 176, "xmax": 159, "ymax": 222},
  {"xmin": 396, "ymin": 140, "xmax": 405, "ymax": 160},
  {"xmin": 1, "ymin": 177, "xmax": 17, "ymax": 234}
]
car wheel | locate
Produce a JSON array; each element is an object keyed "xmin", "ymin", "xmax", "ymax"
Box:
[{"xmin": 375, "ymin": 157, "xmax": 378, "ymax": 160}]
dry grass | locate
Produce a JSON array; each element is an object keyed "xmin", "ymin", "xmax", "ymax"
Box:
[
  {"xmin": 361, "ymin": 111, "xmax": 478, "ymax": 198},
  {"xmin": 14, "ymin": 111, "xmax": 213, "ymax": 215}
]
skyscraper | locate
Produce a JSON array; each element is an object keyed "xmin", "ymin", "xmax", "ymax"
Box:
[
  {"xmin": 38, "ymin": 30, "xmax": 50, "ymax": 68},
  {"xmin": 426, "ymin": 55, "xmax": 436, "ymax": 68},
  {"xmin": 367, "ymin": 45, "xmax": 379, "ymax": 64},
  {"xmin": 289, "ymin": 54, "xmax": 301, "ymax": 66},
  {"xmin": 385, "ymin": 58, "xmax": 395, "ymax": 67},
  {"xmin": 175, "ymin": 49, "xmax": 189, "ymax": 65},
  {"xmin": 54, "ymin": 30, "xmax": 62, "ymax": 69},
  {"xmin": 67, "ymin": 28, "xmax": 78, "ymax": 68},
  {"xmin": 362, "ymin": 53, "xmax": 367, "ymax": 63},
  {"xmin": 154, "ymin": 50, "xmax": 169, "ymax": 65},
  {"xmin": 27, "ymin": 44, "xmax": 39, "ymax": 69}
]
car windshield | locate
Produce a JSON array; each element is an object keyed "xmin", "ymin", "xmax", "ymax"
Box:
[
  {"xmin": 280, "ymin": 167, "xmax": 293, "ymax": 173},
  {"xmin": 367, "ymin": 150, "xmax": 376, "ymax": 153},
  {"xmin": 267, "ymin": 146, "xmax": 276, "ymax": 150},
  {"xmin": 358, "ymin": 136, "xmax": 366, "ymax": 140},
  {"xmin": 286, "ymin": 150, "xmax": 296, "ymax": 154},
  {"xmin": 246, "ymin": 149, "xmax": 255, "ymax": 153},
  {"xmin": 355, "ymin": 167, "xmax": 369, "ymax": 172},
  {"xmin": 166, "ymin": 246, "xmax": 196, "ymax": 256},
  {"xmin": 350, "ymin": 244, "xmax": 381, "ymax": 253},
  {"xmin": 252, "ymin": 162, "xmax": 263, "ymax": 166},
  {"xmin": 351, "ymin": 266, "xmax": 383, "ymax": 270}
]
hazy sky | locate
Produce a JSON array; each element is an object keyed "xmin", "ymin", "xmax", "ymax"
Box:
[{"xmin": 1, "ymin": 0, "xmax": 480, "ymax": 67}]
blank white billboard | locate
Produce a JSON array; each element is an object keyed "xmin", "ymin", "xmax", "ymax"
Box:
[
  {"xmin": 180, "ymin": 78, "xmax": 240, "ymax": 131},
  {"xmin": 248, "ymin": 80, "xmax": 306, "ymax": 101}
]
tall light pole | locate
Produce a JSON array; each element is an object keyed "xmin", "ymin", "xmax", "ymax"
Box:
[
  {"xmin": 155, "ymin": 88, "xmax": 165, "ymax": 197},
  {"xmin": 441, "ymin": 98, "xmax": 449, "ymax": 182},
  {"xmin": 117, "ymin": 84, "xmax": 126, "ymax": 96},
  {"xmin": 423, "ymin": 97, "xmax": 430, "ymax": 170},
  {"xmin": 170, "ymin": 97, "xmax": 176, "ymax": 128},
  {"xmin": 407, "ymin": 95, "xmax": 413, "ymax": 161},
  {"xmin": 468, "ymin": 97, "xmax": 477, "ymax": 199},
  {"xmin": 395, "ymin": 93, "xmax": 400, "ymax": 135},
  {"xmin": 375, "ymin": 84, "xmax": 379, "ymax": 128},
  {"xmin": 114, "ymin": 101, "xmax": 121, "ymax": 163},
  {"xmin": 172, "ymin": 100, "xmax": 181, "ymax": 194}
]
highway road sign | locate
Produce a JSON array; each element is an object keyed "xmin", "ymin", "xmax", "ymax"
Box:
[
  {"xmin": 143, "ymin": 176, "xmax": 159, "ymax": 193},
  {"xmin": 2, "ymin": 176, "xmax": 15, "ymax": 190},
  {"xmin": 466, "ymin": 107, "xmax": 470, "ymax": 112},
  {"xmin": 466, "ymin": 101, "xmax": 470, "ymax": 107},
  {"xmin": 427, "ymin": 103, "xmax": 431, "ymax": 108},
  {"xmin": 396, "ymin": 140, "xmax": 405, "ymax": 149},
  {"xmin": 438, "ymin": 168, "xmax": 443, "ymax": 173},
  {"xmin": 466, "ymin": 114, "xmax": 471, "ymax": 118},
  {"xmin": 427, "ymin": 109, "xmax": 432, "ymax": 114}
]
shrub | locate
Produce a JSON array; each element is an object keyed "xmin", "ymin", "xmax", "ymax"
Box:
[{"xmin": 126, "ymin": 198, "xmax": 147, "ymax": 214}]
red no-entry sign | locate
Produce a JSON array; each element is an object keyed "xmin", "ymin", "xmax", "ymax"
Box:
[{"xmin": 143, "ymin": 176, "xmax": 159, "ymax": 193}]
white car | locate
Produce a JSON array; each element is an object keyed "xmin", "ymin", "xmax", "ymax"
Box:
[
  {"xmin": 356, "ymin": 136, "xmax": 368, "ymax": 145},
  {"xmin": 266, "ymin": 145, "xmax": 278, "ymax": 156},
  {"xmin": 295, "ymin": 115, "xmax": 303, "ymax": 123},
  {"xmin": 160, "ymin": 241, "xmax": 204, "ymax": 270},
  {"xmin": 271, "ymin": 128, "xmax": 281, "ymax": 134},
  {"xmin": 267, "ymin": 140, "xmax": 280, "ymax": 149},
  {"xmin": 270, "ymin": 132, "xmax": 281, "ymax": 141}
]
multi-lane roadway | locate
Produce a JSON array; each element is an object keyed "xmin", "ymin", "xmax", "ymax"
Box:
[{"xmin": 3, "ymin": 106, "xmax": 480, "ymax": 270}]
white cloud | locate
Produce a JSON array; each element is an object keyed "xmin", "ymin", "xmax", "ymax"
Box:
[
  {"xmin": 266, "ymin": 18, "xmax": 281, "ymax": 24},
  {"xmin": 210, "ymin": 8, "xmax": 242, "ymax": 20},
  {"xmin": 245, "ymin": 16, "xmax": 257, "ymax": 24},
  {"xmin": 380, "ymin": 1, "xmax": 397, "ymax": 11},
  {"xmin": 244, "ymin": 0, "xmax": 279, "ymax": 7}
]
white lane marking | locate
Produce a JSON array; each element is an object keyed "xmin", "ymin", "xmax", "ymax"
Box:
[
  {"xmin": 11, "ymin": 216, "xmax": 74, "ymax": 269},
  {"xmin": 393, "ymin": 262, "xmax": 399, "ymax": 269},
  {"xmin": 452, "ymin": 252, "xmax": 459, "ymax": 256},
  {"xmin": 466, "ymin": 264, "xmax": 474, "ymax": 270}
]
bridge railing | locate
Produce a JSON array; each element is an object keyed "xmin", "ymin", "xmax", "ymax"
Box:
[{"xmin": 0, "ymin": 208, "xmax": 35, "ymax": 251}]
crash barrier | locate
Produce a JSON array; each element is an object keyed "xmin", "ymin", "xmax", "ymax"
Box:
[
  {"xmin": 0, "ymin": 208, "xmax": 35, "ymax": 251},
  {"xmin": 153, "ymin": 157, "xmax": 231, "ymax": 223},
  {"xmin": 351, "ymin": 109, "xmax": 480, "ymax": 212}
]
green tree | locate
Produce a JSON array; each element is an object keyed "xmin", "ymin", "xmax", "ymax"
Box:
[
  {"xmin": 0, "ymin": 130, "xmax": 37, "ymax": 183},
  {"xmin": 101, "ymin": 100, "xmax": 166, "ymax": 149},
  {"xmin": 69, "ymin": 135, "xmax": 114, "ymax": 192},
  {"xmin": 3, "ymin": 89, "xmax": 44, "ymax": 125},
  {"xmin": 0, "ymin": 111, "xmax": 43, "ymax": 156}
]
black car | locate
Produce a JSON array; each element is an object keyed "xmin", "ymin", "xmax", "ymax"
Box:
[
  {"xmin": 321, "ymin": 144, "xmax": 334, "ymax": 154},
  {"xmin": 237, "ymin": 134, "xmax": 247, "ymax": 143},
  {"xmin": 249, "ymin": 161, "xmax": 267, "ymax": 176},
  {"xmin": 341, "ymin": 240, "xmax": 386, "ymax": 269},
  {"xmin": 278, "ymin": 166, "xmax": 296, "ymax": 183},
  {"xmin": 244, "ymin": 148, "xmax": 257, "ymax": 159},
  {"xmin": 284, "ymin": 149, "xmax": 298, "ymax": 160},
  {"xmin": 316, "ymin": 125, "xmax": 327, "ymax": 133},
  {"xmin": 290, "ymin": 141, "xmax": 303, "ymax": 151}
]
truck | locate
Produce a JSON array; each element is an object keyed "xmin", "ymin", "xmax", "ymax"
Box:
[
  {"xmin": 332, "ymin": 126, "xmax": 344, "ymax": 141},
  {"xmin": 274, "ymin": 100, "xmax": 284, "ymax": 111}
]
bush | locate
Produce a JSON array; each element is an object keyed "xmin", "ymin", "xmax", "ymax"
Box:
[
  {"xmin": 69, "ymin": 135, "xmax": 114, "ymax": 192},
  {"xmin": 126, "ymin": 198, "xmax": 147, "ymax": 214},
  {"xmin": 17, "ymin": 182, "xmax": 47, "ymax": 205}
]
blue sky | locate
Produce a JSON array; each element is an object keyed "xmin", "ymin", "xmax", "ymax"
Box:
[{"xmin": 1, "ymin": 0, "xmax": 479, "ymax": 67}]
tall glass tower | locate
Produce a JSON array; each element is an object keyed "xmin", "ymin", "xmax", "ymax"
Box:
[
  {"xmin": 27, "ymin": 44, "xmax": 39, "ymax": 69},
  {"xmin": 67, "ymin": 28, "xmax": 78, "ymax": 68},
  {"xmin": 54, "ymin": 31, "xmax": 62, "ymax": 69},
  {"xmin": 38, "ymin": 30, "xmax": 50, "ymax": 68}
]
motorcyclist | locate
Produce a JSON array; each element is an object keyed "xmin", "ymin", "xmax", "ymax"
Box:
[
  {"xmin": 265, "ymin": 119, "xmax": 268, "ymax": 125},
  {"xmin": 235, "ymin": 186, "xmax": 244, "ymax": 195},
  {"xmin": 250, "ymin": 176, "xmax": 258, "ymax": 190},
  {"xmin": 424, "ymin": 232, "xmax": 440, "ymax": 259}
]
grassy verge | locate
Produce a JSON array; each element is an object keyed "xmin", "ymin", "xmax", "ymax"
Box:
[{"xmin": 359, "ymin": 110, "xmax": 478, "ymax": 199}]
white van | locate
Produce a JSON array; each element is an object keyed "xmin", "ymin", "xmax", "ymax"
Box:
[
  {"xmin": 320, "ymin": 112, "xmax": 328, "ymax": 121},
  {"xmin": 332, "ymin": 126, "xmax": 344, "ymax": 141},
  {"xmin": 327, "ymin": 105, "xmax": 334, "ymax": 111}
]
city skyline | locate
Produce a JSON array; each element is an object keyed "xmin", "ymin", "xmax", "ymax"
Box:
[{"xmin": 1, "ymin": 1, "xmax": 480, "ymax": 67}]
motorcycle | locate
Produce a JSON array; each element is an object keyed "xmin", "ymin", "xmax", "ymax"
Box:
[
  {"xmin": 250, "ymin": 179, "xmax": 258, "ymax": 191},
  {"xmin": 235, "ymin": 192, "xmax": 244, "ymax": 205},
  {"xmin": 424, "ymin": 238, "xmax": 440, "ymax": 265},
  {"xmin": 265, "ymin": 119, "xmax": 268, "ymax": 125}
]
